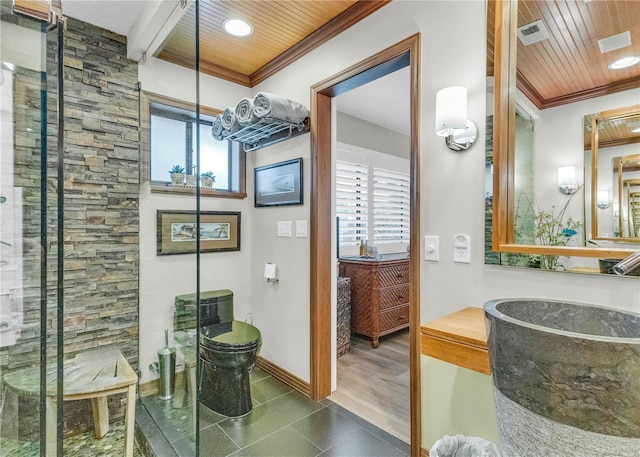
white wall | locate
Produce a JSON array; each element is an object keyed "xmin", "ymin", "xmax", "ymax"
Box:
[
  {"xmin": 336, "ymin": 111, "xmax": 410, "ymax": 158},
  {"xmin": 137, "ymin": 57, "xmax": 253, "ymax": 383}
]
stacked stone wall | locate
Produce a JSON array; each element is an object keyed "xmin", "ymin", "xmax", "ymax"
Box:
[{"xmin": 2, "ymin": 14, "xmax": 140, "ymax": 439}]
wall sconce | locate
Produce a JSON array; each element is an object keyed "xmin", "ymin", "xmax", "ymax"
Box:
[
  {"xmin": 264, "ymin": 262, "xmax": 279, "ymax": 284},
  {"xmin": 557, "ymin": 166, "xmax": 578, "ymax": 194},
  {"xmin": 435, "ymin": 86, "xmax": 477, "ymax": 151},
  {"xmin": 596, "ymin": 190, "xmax": 610, "ymax": 209}
]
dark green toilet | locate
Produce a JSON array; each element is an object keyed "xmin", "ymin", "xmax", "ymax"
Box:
[{"xmin": 198, "ymin": 290, "xmax": 262, "ymax": 417}]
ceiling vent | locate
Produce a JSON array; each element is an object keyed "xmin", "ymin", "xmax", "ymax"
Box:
[
  {"xmin": 598, "ymin": 31, "xmax": 631, "ymax": 53},
  {"xmin": 517, "ymin": 20, "xmax": 550, "ymax": 46}
]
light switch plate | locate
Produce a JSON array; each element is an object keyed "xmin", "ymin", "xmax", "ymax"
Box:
[
  {"xmin": 424, "ymin": 235, "xmax": 439, "ymax": 261},
  {"xmin": 296, "ymin": 220, "xmax": 308, "ymax": 237},
  {"xmin": 277, "ymin": 221, "xmax": 292, "ymax": 237},
  {"xmin": 453, "ymin": 234, "xmax": 471, "ymax": 263}
]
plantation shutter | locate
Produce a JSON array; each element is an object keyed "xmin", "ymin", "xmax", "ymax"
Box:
[
  {"xmin": 372, "ymin": 167, "xmax": 410, "ymax": 245},
  {"xmin": 336, "ymin": 160, "xmax": 369, "ymax": 247}
]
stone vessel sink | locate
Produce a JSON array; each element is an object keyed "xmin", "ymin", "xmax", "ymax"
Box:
[{"xmin": 484, "ymin": 299, "xmax": 640, "ymax": 456}]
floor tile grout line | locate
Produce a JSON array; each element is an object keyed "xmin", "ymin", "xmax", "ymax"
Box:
[
  {"xmin": 215, "ymin": 421, "xmax": 243, "ymax": 454},
  {"xmin": 325, "ymin": 401, "xmax": 410, "ymax": 452}
]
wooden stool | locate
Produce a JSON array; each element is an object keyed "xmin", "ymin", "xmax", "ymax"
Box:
[{"xmin": 3, "ymin": 347, "xmax": 138, "ymax": 457}]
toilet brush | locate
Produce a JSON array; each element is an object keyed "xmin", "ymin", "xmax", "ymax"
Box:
[{"xmin": 157, "ymin": 329, "xmax": 176, "ymax": 400}]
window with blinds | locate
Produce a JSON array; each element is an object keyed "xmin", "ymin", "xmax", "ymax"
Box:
[
  {"xmin": 373, "ymin": 168, "xmax": 410, "ymax": 245},
  {"xmin": 336, "ymin": 158, "xmax": 410, "ymax": 248},
  {"xmin": 336, "ymin": 160, "xmax": 368, "ymax": 246}
]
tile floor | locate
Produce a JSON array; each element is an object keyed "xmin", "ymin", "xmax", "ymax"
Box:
[{"xmin": 138, "ymin": 366, "xmax": 410, "ymax": 457}]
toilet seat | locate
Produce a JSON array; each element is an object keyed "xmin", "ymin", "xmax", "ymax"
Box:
[{"xmin": 200, "ymin": 321, "xmax": 261, "ymax": 352}]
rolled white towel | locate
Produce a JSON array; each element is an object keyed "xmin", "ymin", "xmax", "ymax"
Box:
[
  {"xmin": 221, "ymin": 107, "xmax": 235, "ymax": 130},
  {"xmin": 253, "ymin": 92, "xmax": 309, "ymax": 124},
  {"xmin": 212, "ymin": 115, "xmax": 226, "ymax": 140},
  {"xmin": 235, "ymin": 97, "xmax": 259, "ymax": 127}
]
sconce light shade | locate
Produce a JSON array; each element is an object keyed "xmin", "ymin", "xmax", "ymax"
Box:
[
  {"xmin": 596, "ymin": 190, "xmax": 610, "ymax": 209},
  {"xmin": 435, "ymin": 86, "xmax": 467, "ymax": 136},
  {"xmin": 435, "ymin": 86, "xmax": 477, "ymax": 151},
  {"xmin": 557, "ymin": 166, "xmax": 578, "ymax": 194}
]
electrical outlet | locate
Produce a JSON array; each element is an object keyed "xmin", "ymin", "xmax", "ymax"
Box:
[{"xmin": 453, "ymin": 234, "xmax": 471, "ymax": 263}]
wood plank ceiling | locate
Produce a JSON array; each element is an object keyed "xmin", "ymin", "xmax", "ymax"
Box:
[
  {"xmin": 487, "ymin": 0, "xmax": 640, "ymax": 150},
  {"xmin": 155, "ymin": 0, "xmax": 389, "ymax": 87},
  {"xmin": 488, "ymin": 0, "xmax": 640, "ymax": 109}
]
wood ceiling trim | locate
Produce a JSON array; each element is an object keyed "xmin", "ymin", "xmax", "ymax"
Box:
[
  {"xmin": 516, "ymin": 71, "xmax": 544, "ymax": 110},
  {"xmin": 539, "ymin": 75, "xmax": 640, "ymax": 109},
  {"xmin": 160, "ymin": 49, "xmax": 251, "ymax": 87},
  {"xmin": 249, "ymin": 0, "xmax": 391, "ymax": 87}
]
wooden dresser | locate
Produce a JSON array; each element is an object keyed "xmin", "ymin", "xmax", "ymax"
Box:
[{"xmin": 339, "ymin": 255, "xmax": 410, "ymax": 348}]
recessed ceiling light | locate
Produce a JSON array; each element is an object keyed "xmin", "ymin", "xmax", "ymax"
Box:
[
  {"xmin": 608, "ymin": 56, "xmax": 640, "ymax": 70},
  {"xmin": 222, "ymin": 19, "xmax": 253, "ymax": 37}
]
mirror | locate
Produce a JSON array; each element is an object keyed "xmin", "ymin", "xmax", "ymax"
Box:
[
  {"xmin": 490, "ymin": 0, "xmax": 640, "ymax": 270},
  {"xmin": 589, "ymin": 106, "xmax": 640, "ymax": 242}
]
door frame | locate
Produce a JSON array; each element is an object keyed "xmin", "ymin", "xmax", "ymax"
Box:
[{"xmin": 309, "ymin": 33, "xmax": 421, "ymax": 455}]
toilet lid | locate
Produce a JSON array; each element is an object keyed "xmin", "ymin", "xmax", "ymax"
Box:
[{"xmin": 201, "ymin": 321, "xmax": 261, "ymax": 347}]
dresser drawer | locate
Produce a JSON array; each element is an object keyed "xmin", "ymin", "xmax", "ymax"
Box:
[
  {"xmin": 380, "ymin": 305, "xmax": 409, "ymax": 332},
  {"xmin": 377, "ymin": 284, "xmax": 410, "ymax": 310},
  {"xmin": 378, "ymin": 263, "xmax": 410, "ymax": 287}
]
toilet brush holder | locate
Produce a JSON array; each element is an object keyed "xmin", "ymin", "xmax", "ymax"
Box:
[{"xmin": 157, "ymin": 329, "xmax": 176, "ymax": 400}]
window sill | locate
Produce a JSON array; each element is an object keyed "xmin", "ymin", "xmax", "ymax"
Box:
[{"xmin": 150, "ymin": 184, "xmax": 247, "ymax": 199}]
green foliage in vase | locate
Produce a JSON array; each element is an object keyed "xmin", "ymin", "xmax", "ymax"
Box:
[
  {"xmin": 169, "ymin": 165, "xmax": 185, "ymax": 174},
  {"xmin": 515, "ymin": 189, "xmax": 582, "ymax": 270}
]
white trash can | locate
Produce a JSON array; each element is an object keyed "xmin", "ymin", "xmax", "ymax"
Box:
[{"xmin": 430, "ymin": 434, "xmax": 501, "ymax": 457}]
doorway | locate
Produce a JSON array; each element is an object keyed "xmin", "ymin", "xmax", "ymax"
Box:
[{"xmin": 309, "ymin": 34, "xmax": 422, "ymax": 455}]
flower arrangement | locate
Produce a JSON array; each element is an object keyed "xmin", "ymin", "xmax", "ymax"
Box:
[{"xmin": 516, "ymin": 190, "xmax": 582, "ymax": 270}]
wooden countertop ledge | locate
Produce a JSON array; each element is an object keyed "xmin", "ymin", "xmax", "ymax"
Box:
[{"xmin": 420, "ymin": 307, "xmax": 491, "ymax": 375}]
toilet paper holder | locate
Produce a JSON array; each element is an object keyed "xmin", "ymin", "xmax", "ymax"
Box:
[{"xmin": 264, "ymin": 262, "xmax": 279, "ymax": 284}]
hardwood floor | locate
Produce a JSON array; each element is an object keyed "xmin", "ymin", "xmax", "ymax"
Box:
[{"xmin": 329, "ymin": 329, "xmax": 410, "ymax": 443}]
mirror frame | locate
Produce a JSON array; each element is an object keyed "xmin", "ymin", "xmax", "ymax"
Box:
[
  {"xmin": 591, "ymin": 105, "xmax": 640, "ymax": 242},
  {"xmin": 492, "ymin": 0, "xmax": 633, "ymax": 261}
]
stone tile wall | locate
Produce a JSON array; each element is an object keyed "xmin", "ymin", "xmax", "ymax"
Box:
[{"xmin": 1, "ymin": 14, "xmax": 140, "ymax": 439}]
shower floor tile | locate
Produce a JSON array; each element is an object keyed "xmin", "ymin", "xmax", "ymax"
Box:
[{"xmin": 0, "ymin": 419, "xmax": 144, "ymax": 457}]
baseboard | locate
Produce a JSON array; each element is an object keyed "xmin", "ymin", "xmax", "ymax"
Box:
[
  {"xmin": 138, "ymin": 357, "xmax": 310, "ymax": 400},
  {"xmin": 256, "ymin": 356, "xmax": 311, "ymax": 397},
  {"xmin": 420, "ymin": 447, "xmax": 429, "ymax": 456}
]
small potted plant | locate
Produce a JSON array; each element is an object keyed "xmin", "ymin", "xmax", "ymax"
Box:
[
  {"xmin": 185, "ymin": 165, "xmax": 198, "ymax": 187},
  {"xmin": 201, "ymin": 171, "xmax": 216, "ymax": 189},
  {"xmin": 169, "ymin": 165, "xmax": 185, "ymax": 186}
]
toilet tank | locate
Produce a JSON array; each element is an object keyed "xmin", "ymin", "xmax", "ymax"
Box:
[{"xmin": 174, "ymin": 289, "xmax": 234, "ymax": 331}]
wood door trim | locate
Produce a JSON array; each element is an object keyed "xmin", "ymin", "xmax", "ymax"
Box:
[{"xmin": 310, "ymin": 33, "xmax": 421, "ymax": 456}]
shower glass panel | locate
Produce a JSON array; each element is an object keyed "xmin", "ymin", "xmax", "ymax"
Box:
[
  {"xmin": 3, "ymin": 3, "xmax": 141, "ymax": 455},
  {"xmin": 0, "ymin": 4, "xmax": 60, "ymax": 455},
  {"xmin": 138, "ymin": 0, "xmax": 199, "ymax": 455}
]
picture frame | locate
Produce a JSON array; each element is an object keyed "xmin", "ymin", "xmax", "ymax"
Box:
[
  {"xmin": 157, "ymin": 210, "xmax": 241, "ymax": 255},
  {"xmin": 254, "ymin": 157, "xmax": 303, "ymax": 207}
]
